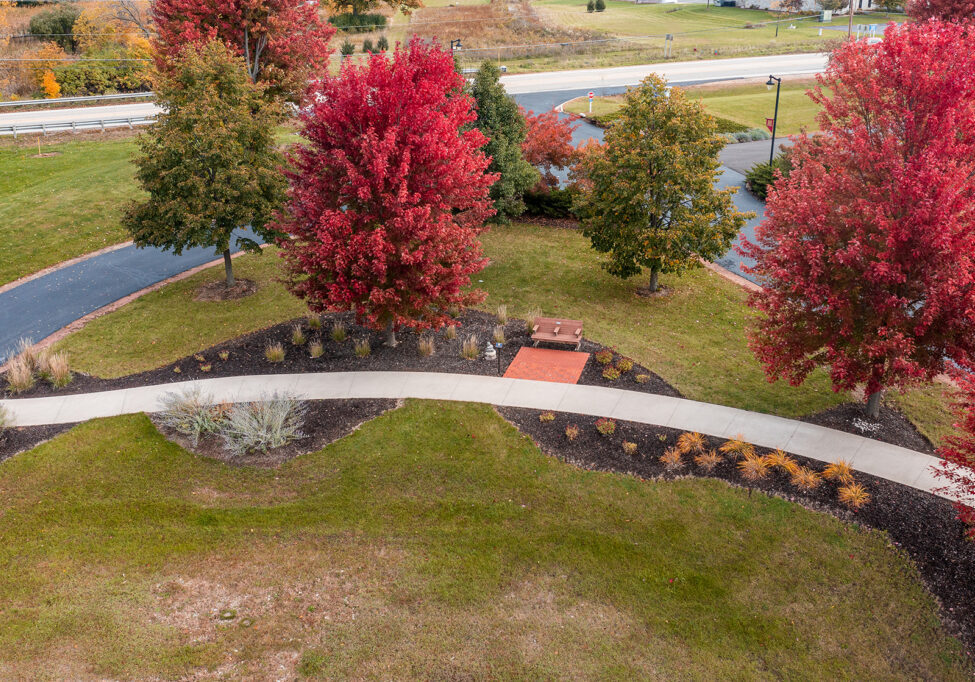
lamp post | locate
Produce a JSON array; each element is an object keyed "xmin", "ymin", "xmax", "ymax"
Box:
[
  {"xmin": 766, "ymin": 74, "xmax": 782, "ymax": 166},
  {"xmin": 450, "ymin": 38, "xmax": 463, "ymax": 51}
]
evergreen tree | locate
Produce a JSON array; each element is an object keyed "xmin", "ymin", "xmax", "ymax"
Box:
[
  {"xmin": 471, "ymin": 60, "xmax": 539, "ymax": 222},
  {"xmin": 595, "ymin": 0, "xmax": 605, "ymax": 11},
  {"xmin": 587, "ymin": 0, "xmax": 595, "ymax": 12},
  {"xmin": 123, "ymin": 41, "xmax": 286, "ymax": 288}
]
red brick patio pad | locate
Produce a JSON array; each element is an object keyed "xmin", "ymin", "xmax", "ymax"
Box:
[{"xmin": 503, "ymin": 347, "xmax": 590, "ymax": 384}]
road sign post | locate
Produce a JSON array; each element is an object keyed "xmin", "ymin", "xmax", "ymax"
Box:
[{"xmin": 588, "ymin": 91, "xmax": 594, "ymax": 113}]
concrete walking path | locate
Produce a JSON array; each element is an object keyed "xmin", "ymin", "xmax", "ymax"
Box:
[{"xmin": 0, "ymin": 370, "xmax": 950, "ymax": 501}]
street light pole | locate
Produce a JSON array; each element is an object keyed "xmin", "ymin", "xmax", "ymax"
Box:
[{"xmin": 767, "ymin": 75, "xmax": 782, "ymax": 166}]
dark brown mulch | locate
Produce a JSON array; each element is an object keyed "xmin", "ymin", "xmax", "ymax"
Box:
[
  {"xmin": 193, "ymin": 278, "xmax": 259, "ymax": 302},
  {"xmin": 0, "ymin": 423, "xmax": 76, "ymax": 464},
  {"xmin": 803, "ymin": 402, "xmax": 936, "ymax": 455},
  {"xmin": 151, "ymin": 398, "xmax": 396, "ymax": 468},
  {"xmin": 3, "ymin": 311, "xmax": 680, "ymax": 401},
  {"xmin": 500, "ymin": 405, "xmax": 975, "ymax": 659}
]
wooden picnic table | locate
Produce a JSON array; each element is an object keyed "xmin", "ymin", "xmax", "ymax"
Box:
[{"xmin": 531, "ymin": 316, "xmax": 583, "ymax": 350}]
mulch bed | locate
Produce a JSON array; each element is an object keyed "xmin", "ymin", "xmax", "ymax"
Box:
[
  {"xmin": 0, "ymin": 423, "xmax": 76, "ymax": 464},
  {"xmin": 1, "ymin": 310, "xmax": 937, "ymax": 452},
  {"xmin": 499, "ymin": 405, "xmax": 975, "ymax": 658},
  {"xmin": 151, "ymin": 398, "xmax": 397, "ymax": 468}
]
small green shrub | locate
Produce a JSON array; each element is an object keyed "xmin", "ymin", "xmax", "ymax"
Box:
[
  {"xmin": 219, "ymin": 393, "xmax": 307, "ymax": 458},
  {"xmin": 377, "ymin": 35, "xmax": 389, "ymax": 52},
  {"xmin": 158, "ymin": 388, "xmax": 222, "ymax": 446},
  {"xmin": 622, "ymin": 441, "xmax": 637, "ymax": 456},
  {"xmin": 594, "ymin": 348, "xmax": 614, "ymax": 365},
  {"xmin": 354, "ymin": 339, "xmax": 371, "ymax": 358},
  {"xmin": 307, "ymin": 315, "xmax": 322, "ymax": 331},
  {"xmin": 265, "ymin": 342, "xmax": 286, "ymax": 363},
  {"xmin": 362, "ymin": 38, "xmax": 374, "ymax": 53},
  {"xmin": 218, "ymin": 351, "xmax": 230, "ymax": 361},
  {"xmin": 331, "ymin": 321, "xmax": 348, "ymax": 343},
  {"xmin": 602, "ymin": 367, "xmax": 621, "ymax": 381},
  {"xmin": 539, "ymin": 411, "xmax": 556, "ymax": 423},
  {"xmin": 329, "ymin": 12, "xmax": 387, "ymax": 33},
  {"xmin": 340, "ymin": 39, "xmax": 355, "ymax": 57},
  {"xmin": 712, "ymin": 116, "xmax": 750, "ymax": 134},
  {"xmin": 634, "ymin": 374, "xmax": 651, "ymax": 384},
  {"xmin": 587, "ymin": 0, "xmax": 595, "ymax": 12},
  {"xmin": 745, "ymin": 152, "xmax": 792, "ymax": 200},
  {"xmin": 616, "ymin": 357, "xmax": 634, "ymax": 373},
  {"xmin": 595, "ymin": 418, "xmax": 616, "ymax": 436},
  {"xmin": 595, "ymin": 0, "xmax": 605, "ymax": 11}
]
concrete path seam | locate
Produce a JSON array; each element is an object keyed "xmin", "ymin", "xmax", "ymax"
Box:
[{"xmin": 0, "ymin": 370, "xmax": 952, "ymax": 502}]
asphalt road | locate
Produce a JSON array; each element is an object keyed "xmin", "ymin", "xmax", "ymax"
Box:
[{"xmin": 0, "ymin": 55, "xmax": 824, "ymax": 359}]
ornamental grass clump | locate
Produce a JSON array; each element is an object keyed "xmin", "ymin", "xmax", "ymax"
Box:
[
  {"xmin": 565, "ymin": 424, "xmax": 580, "ymax": 441},
  {"xmin": 737, "ymin": 454, "xmax": 770, "ymax": 482},
  {"xmin": 594, "ymin": 348, "xmax": 614, "ymax": 365},
  {"xmin": 694, "ymin": 449, "xmax": 723, "ymax": 472},
  {"xmin": 720, "ymin": 435, "xmax": 755, "ymax": 460},
  {"xmin": 461, "ymin": 334, "xmax": 479, "ymax": 360},
  {"xmin": 265, "ymin": 342, "xmax": 286, "ymax": 363},
  {"xmin": 595, "ymin": 418, "xmax": 616, "ymax": 436},
  {"xmin": 602, "ymin": 366, "xmax": 621, "ymax": 381},
  {"xmin": 525, "ymin": 307, "xmax": 541, "ymax": 334},
  {"xmin": 219, "ymin": 393, "xmax": 307, "ymax": 458},
  {"xmin": 307, "ymin": 314, "xmax": 322, "ymax": 331},
  {"xmin": 291, "ymin": 324, "xmax": 307, "ymax": 346},
  {"xmin": 158, "ymin": 388, "xmax": 222, "ymax": 446},
  {"xmin": 496, "ymin": 304, "xmax": 508, "ymax": 325},
  {"xmin": 309, "ymin": 340, "xmax": 324, "ymax": 359},
  {"xmin": 493, "ymin": 326, "xmax": 505, "ymax": 345},
  {"xmin": 676, "ymin": 431, "xmax": 706, "ymax": 455},
  {"xmin": 4, "ymin": 356, "xmax": 34, "ymax": 394},
  {"xmin": 660, "ymin": 447, "xmax": 683, "ymax": 471},
  {"xmin": 539, "ymin": 411, "xmax": 555, "ymax": 423},
  {"xmin": 354, "ymin": 338, "xmax": 371, "ymax": 358},
  {"xmin": 838, "ymin": 482, "xmax": 871, "ymax": 510},
  {"xmin": 823, "ymin": 459, "xmax": 855, "ymax": 485},
  {"xmin": 14, "ymin": 338, "xmax": 40, "ymax": 373},
  {"xmin": 418, "ymin": 337, "xmax": 435, "ymax": 357},
  {"xmin": 331, "ymin": 321, "xmax": 348, "ymax": 343},
  {"xmin": 445, "ymin": 324, "xmax": 458, "ymax": 340},
  {"xmin": 765, "ymin": 449, "xmax": 799, "ymax": 474},
  {"xmin": 622, "ymin": 441, "xmax": 638, "ymax": 456},
  {"xmin": 790, "ymin": 466, "xmax": 822, "ymax": 491}
]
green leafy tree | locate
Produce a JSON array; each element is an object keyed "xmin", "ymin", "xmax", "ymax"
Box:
[
  {"xmin": 123, "ymin": 41, "xmax": 286, "ymax": 288},
  {"xmin": 471, "ymin": 60, "xmax": 539, "ymax": 222},
  {"xmin": 28, "ymin": 4, "xmax": 81, "ymax": 51},
  {"xmin": 573, "ymin": 76, "xmax": 752, "ymax": 293}
]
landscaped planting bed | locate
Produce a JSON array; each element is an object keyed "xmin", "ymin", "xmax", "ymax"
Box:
[{"xmin": 500, "ymin": 406, "xmax": 975, "ymax": 656}]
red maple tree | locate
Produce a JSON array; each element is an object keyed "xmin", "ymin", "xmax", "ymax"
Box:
[
  {"xmin": 274, "ymin": 41, "xmax": 497, "ymax": 345},
  {"xmin": 739, "ymin": 20, "xmax": 975, "ymax": 417},
  {"xmin": 936, "ymin": 375, "xmax": 975, "ymax": 541},
  {"xmin": 521, "ymin": 107, "xmax": 578, "ymax": 191},
  {"xmin": 907, "ymin": 0, "xmax": 975, "ymax": 21},
  {"xmin": 151, "ymin": 0, "xmax": 334, "ymax": 99}
]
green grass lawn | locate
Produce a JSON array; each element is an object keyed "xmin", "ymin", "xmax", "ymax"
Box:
[
  {"xmin": 0, "ymin": 136, "xmax": 140, "ymax": 286},
  {"xmin": 565, "ymin": 80, "xmax": 822, "ymax": 135},
  {"xmin": 0, "ymin": 401, "xmax": 967, "ymax": 678}
]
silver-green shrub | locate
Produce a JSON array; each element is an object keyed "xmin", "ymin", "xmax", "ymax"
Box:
[
  {"xmin": 158, "ymin": 388, "xmax": 221, "ymax": 446},
  {"xmin": 219, "ymin": 393, "xmax": 306, "ymax": 458}
]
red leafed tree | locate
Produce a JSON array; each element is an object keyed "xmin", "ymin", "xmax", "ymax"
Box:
[
  {"xmin": 152, "ymin": 0, "xmax": 334, "ymax": 100},
  {"xmin": 907, "ymin": 0, "xmax": 975, "ymax": 21},
  {"xmin": 274, "ymin": 40, "xmax": 497, "ymax": 345},
  {"xmin": 739, "ymin": 20, "xmax": 975, "ymax": 418},
  {"xmin": 936, "ymin": 374, "xmax": 975, "ymax": 541},
  {"xmin": 520, "ymin": 107, "xmax": 577, "ymax": 191}
]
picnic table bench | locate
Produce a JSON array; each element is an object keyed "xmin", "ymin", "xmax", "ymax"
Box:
[{"xmin": 531, "ymin": 316, "xmax": 583, "ymax": 350}]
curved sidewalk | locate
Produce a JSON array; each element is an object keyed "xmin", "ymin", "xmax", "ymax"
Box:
[{"xmin": 0, "ymin": 370, "xmax": 950, "ymax": 501}]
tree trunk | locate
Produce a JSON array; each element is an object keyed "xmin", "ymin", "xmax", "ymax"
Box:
[
  {"xmin": 648, "ymin": 267, "xmax": 660, "ymax": 293},
  {"xmin": 385, "ymin": 320, "xmax": 397, "ymax": 347},
  {"xmin": 223, "ymin": 249, "xmax": 235, "ymax": 288},
  {"xmin": 865, "ymin": 389, "xmax": 882, "ymax": 419}
]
